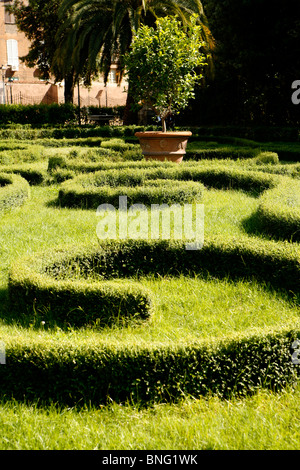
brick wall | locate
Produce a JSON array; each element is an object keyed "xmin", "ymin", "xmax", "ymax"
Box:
[{"xmin": 0, "ymin": 0, "xmax": 127, "ymax": 106}]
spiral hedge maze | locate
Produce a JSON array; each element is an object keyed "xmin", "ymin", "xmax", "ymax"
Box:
[{"xmin": 1, "ymin": 140, "xmax": 300, "ymax": 406}]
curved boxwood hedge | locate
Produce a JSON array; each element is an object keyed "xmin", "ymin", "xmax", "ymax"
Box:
[
  {"xmin": 58, "ymin": 178, "xmax": 204, "ymax": 208},
  {"xmin": 53, "ymin": 158, "xmax": 279, "ymax": 189},
  {"xmin": 6, "ymin": 235, "xmax": 300, "ymax": 404},
  {"xmin": 57, "ymin": 165, "xmax": 278, "ymax": 209},
  {"xmin": 0, "ymin": 323, "xmax": 299, "ymax": 406},
  {"xmin": 256, "ymin": 177, "xmax": 300, "ymax": 242},
  {"xmin": 47, "ymin": 156, "xmax": 171, "ymax": 173},
  {"xmin": 8, "ymin": 244, "xmax": 154, "ymax": 328},
  {"xmin": 0, "ymin": 163, "xmax": 47, "ymax": 185},
  {"xmin": 185, "ymin": 146, "xmax": 260, "ymax": 160},
  {"xmin": 0, "ymin": 172, "xmax": 30, "ymax": 211},
  {"xmin": 8, "ymin": 236, "xmax": 300, "ymax": 328}
]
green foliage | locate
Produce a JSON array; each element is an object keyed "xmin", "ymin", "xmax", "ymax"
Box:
[
  {"xmin": 186, "ymin": 146, "xmax": 260, "ymax": 160},
  {"xmin": 100, "ymin": 138, "xmax": 137, "ymax": 152},
  {"xmin": 0, "ymin": 163, "xmax": 47, "ymax": 185},
  {"xmin": 0, "ymin": 325, "xmax": 299, "ymax": 405},
  {"xmin": 8, "ymin": 244, "xmax": 154, "ymax": 328},
  {"xmin": 0, "ymin": 173, "xmax": 30, "ymax": 211},
  {"xmin": 1, "ymin": 132, "xmax": 300, "ymax": 410},
  {"xmin": 256, "ymin": 178, "xmax": 300, "ymax": 242},
  {"xmin": 9, "ymin": 236, "xmax": 300, "ymax": 326},
  {"xmin": 0, "ymin": 104, "xmax": 77, "ymax": 126},
  {"xmin": 124, "ymin": 15, "xmax": 207, "ymax": 130},
  {"xmin": 56, "ymin": 162, "xmax": 280, "ymax": 209},
  {"xmin": 57, "ymin": 163, "xmax": 278, "ymax": 197},
  {"xmin": 58, "ymin": 178, "xmax": 204, "ymax": 208},
  {"xmin": 5, "ymin": 235, "xmax": 300, "ymax": 405},
  {"xmin": 254, "ymin": 152, "xmax": 279, "ymax": 165}
]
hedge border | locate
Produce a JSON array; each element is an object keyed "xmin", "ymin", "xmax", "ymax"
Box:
[
  {"xmin": 255, "ymin": 177, "xmax": 300, "ymax": 242},
  {"xmin": 58, "ymin": 179, "xmax": 204, "ymax": 209},
  {"xmin": 0, "ymin": 163, "xmax": 47, "ymax": 185},
  {"xmin": 8, "ymin": 244, "xmax": 154, "ymax": 328},
  {"xmin": 0, "ymin": 324, "xmax": 299, "ymax": 406},
  {"xmin": 57, "ymin": 165, "xmax": 279, "ymax": 210},
  {"xmin": 0, "ymin": 172, "xmax": 30, "ymax": 211},
  {"xmin": 8, "ymin": 235, "xmax": 300, "ymax": 326},
  {"xmin": 5, "ymin": 235, "xmax": 300, "ymax": 405}
]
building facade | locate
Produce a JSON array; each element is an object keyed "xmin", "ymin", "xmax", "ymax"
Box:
[{"xmin": 0, "ymin": 0, "xmax": 127, "ymax": 107}]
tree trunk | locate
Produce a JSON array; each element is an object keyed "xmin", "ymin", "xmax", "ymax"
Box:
[
  {"xmin": 123, "ymin": 85, "xmax": 138, "ymax": 125},
  {"xmin": 64, "ymin": 73, "xmax": 75, "ymax": 104}
]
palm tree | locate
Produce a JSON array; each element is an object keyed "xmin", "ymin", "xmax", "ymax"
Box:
[{"xmin": 56, "ymin": 0, "xmax": 214, "ymax": 122}]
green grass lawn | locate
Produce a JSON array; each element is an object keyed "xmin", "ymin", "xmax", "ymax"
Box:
[
  {"xmin": 0, "ymin": 136, "xmax": 299, "ymax": 450},
  {"xmin": 1, "ymin": 384, "xmax": 300, "ymax": 450}
]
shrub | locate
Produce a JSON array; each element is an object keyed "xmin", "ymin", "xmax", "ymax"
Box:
[
  {"xmin": 5, "ymin": 235, "xmax": 300, "ymax": 405},
  {"xmin": 0, "ymin": 103, "xmax": 76, "ymax": 126},
  {"xmin": 47, "ymin": 156, "xmax": 67, "ymax": 172},
  {"xmin": 0, "ymin": 173, "xmax": 30, "ymax": 210},
  {"xmin": 100, "ymin": 138, "xmax": 137, "ymax": 152},
  {"xmin": 255, "ymin": 152, "xmax": 279, "ymax": 165},
  {"xmin": 47, "ymin": 158, "xmax": 173, "ymax": 183},
  {"xmin": 0, "ymin": 163, "xmax": 46, "ymax": 185},
  {"xmin": 124, "ymin": 15, "xmax": 206, "ymax": 131},
  {"xmin": 9, "ymin": 236, "xmax": 300, "ymax": 326},
  {"xmin": 58, "ymin": 179, "xmax": 204, "ymax": 208},
  {"xmin": 8, "ymin": 244, "xmax": 154, "ymax": 328},
  {"xmin": 0, "ymin": 324, "xmax": 299, "ymax": 405},
  {"xmin": 57, "ymin": 164, "xmax": 279, "ymax": 195},
  {"xmin": 48, "ymin": 157, "xmax": 173, "ymax": 174},
  {"xmin": 256, "ymin": 177, "xmax": 300, "ymax": 242},
  {"xmin": 185, "ymin": 147, "xmax": 260, "ymax": 160}
]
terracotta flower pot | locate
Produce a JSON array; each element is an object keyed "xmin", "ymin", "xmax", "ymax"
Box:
[{"xmin": 135, "ymin": 131, "xmax": 192, "ymax": 163}]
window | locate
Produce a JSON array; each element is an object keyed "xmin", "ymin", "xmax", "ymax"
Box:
[
  {"xmin": 4, "ymin": 1, "xmax": 15, "ymax": 24},
  {"xmin": 7, "ymin": 39, "xmax": 19, "ymax": 71}
]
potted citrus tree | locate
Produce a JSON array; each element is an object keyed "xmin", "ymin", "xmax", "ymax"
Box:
[{"xmin": 123, "ymin": 14, "xmax": 207, "ymax": 163}]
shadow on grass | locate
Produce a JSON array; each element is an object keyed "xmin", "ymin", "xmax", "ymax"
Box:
[
  {"xmin": 0, "ymin": 287, "xmax": 33, "ymax": 328},
  {"xmin": 45, "ymin": 198, "xmax": 95, "ymax": 211},
  {"xmin": 241, "ymin": 210, "xmax": 271, "ymax": 238},
  {"xmin": 45, "ymin": 198, "xmax": 62, "ymax": 208},
  {"xmin": 241, "ymin": 210, "xmax": 300, "ymax": 243}
]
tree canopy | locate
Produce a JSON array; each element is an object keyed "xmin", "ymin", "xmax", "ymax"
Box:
[
  {"xmin": 56, "ymin": 0, "xmax": 213, "ymax": 85},
  {"xmin": 8, "ymin": 0, "xmax": 77, "ymax": 102},
  {"xmin": 124, "ymin": 15, "xmax": 207, "ymax": 130},
  {"xmin": 192, "ymin": 0, "xmax": 300, "ymax": 126}
]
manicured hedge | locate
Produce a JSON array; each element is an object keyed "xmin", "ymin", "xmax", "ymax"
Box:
[
  {"xmin": 5, "ymin": 235, "xmax": 300, "ymax": 405},
  {"xmin": 185, "ymin": 146, "xmax": 260, "ymax": 160},
  {"xmin": 8, "ymin": 244, "xmax": 154, "ymax": 328},
  {"xmin": 57, "ymin": 161, "xmax": 279, "ymax": 209},
  {"xmin": 0, "ymin": 103, "xmax": 77, "ymax": 126},
  {"xmin": 0, "ymin": 172, "xmax": 30, "ymax": 210},
  {"xmin": 0, "ymin": 324, "xmax": 299, "ymax": 405},
  {"xmin": 0, "ymin": 163, "xmax": 47, "ymax": 185},
  {"xmin": 256, "ymin": 177, "xmax": 300, "ymax": 242},
  {"xmin": 254, "ymin": 151, "xmax": 279, "ymax": 165},
  {"xmin": 58, "ymin": 178, "xmax": 204, "ymax": 208},
  {"xmin": 9, "ymin": 236, "xmax": 300, "ymax": 326},
  {"xmin": 48, "ymin": 157, "xmax": 175, "ymax": 182},
  {"xmin": 57, "ymin": 164, "xmax": 279, "ymax": 206},
  {"xmin": 0, "ymin": 121, "xmax": 298, "ymax": 142},
  {"xmin": 0, "ymin": 124, "xmax": 157, "ymax": 140}
]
